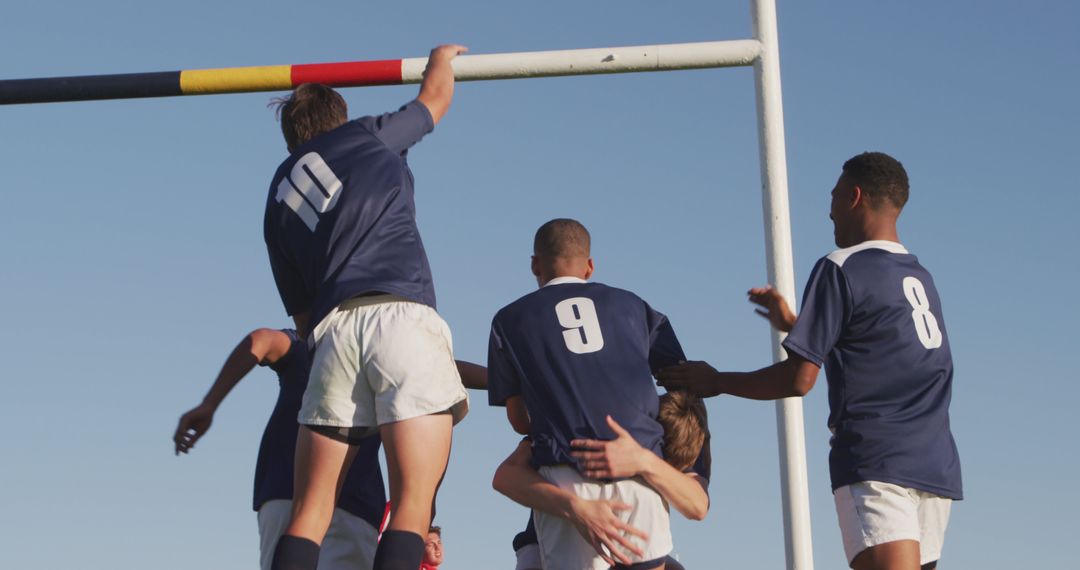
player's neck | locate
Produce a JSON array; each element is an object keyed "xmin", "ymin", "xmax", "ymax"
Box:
[{"xmin": 854, "ymin": 216, "xmax": 900, "ymax": 246}]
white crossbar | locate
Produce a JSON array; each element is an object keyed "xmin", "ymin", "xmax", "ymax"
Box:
[{"xmin": 400, "ymin": 40, "xmax": 762, "ymax": 83}]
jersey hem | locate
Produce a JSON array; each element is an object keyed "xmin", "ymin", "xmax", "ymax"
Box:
[{"xmin": 831, "ymin": 473, "xmax": 963, "ymax": 501}]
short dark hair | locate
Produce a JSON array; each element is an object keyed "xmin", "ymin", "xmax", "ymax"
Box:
[
  {"xmin": 657, "ymin": 391, "xmax": 708, "ymax": 472},
  {"xmin": 534, "ymin": 218, "xmax": 591, "ymax": 258},
  {"xmin": 270, "ymin": 83, "xmax": 347, "ymax": 151},
  {"xmin": 428, "ymin": 525, "xmax": 442, "ymax": 537},
  {"xmin": 842, "ymin": 151, "xmax": 909, "ymax": 210}
]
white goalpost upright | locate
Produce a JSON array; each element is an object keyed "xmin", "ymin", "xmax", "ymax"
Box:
[{"xmin": 750, "ymin": 0, "xmax": 815, "ymax": 568}]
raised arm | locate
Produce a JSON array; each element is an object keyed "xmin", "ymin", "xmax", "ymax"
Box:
[
  {"xmin": 571, "ymin": 416, "xmax": 709, "ymax": 521},
  {"xmin": 416, "ymin": 44, "xmax": 467, "ymax": 125},
  {"xmin": 173, "ymin": 328, "xmax": 293, "ymax": 455},
  {"xmin": 492, "ymin": 440, "xmax": 646, "ymax": 566},
  {"xmin": 748, "ymin": 285, "xmax": 797, "ymax": 332},
  {"xmin": 657, "ymin": 356, "xmax": 820, "ymax": 400}
]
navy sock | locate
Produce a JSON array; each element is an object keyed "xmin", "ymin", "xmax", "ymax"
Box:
[
  {"xmin": 373, "ymin": 529, "xmax": 424, "ymax": 570},
  {"xmin": 270, "ymin": 535, "xmax": 320, "ymax": 570}
]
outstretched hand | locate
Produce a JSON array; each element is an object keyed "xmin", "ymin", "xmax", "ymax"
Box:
[
  {"xmin": 567, "ymin": 496, "xmax": 648, "ymax": 566},
  {"xmin": 173, "ymin": 403, "xmax": 215, "ymax": 455},
  {"xmin": 657, "ymin": 361, "xmax": 723, "ymax": 398},
  {"xmin": 748, "ymin": 285, "xmax": 796, "ymax": 332},
  {"xmin": 571, "ymin": 416, "xmax": 651, "ymax": 480}
]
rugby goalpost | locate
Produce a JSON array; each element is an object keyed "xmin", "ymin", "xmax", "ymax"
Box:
[{"xmin": 0, "ymin": 0, "xmax": 814, "ymax": 567}]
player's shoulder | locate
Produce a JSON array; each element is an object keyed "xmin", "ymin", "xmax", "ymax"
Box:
[
  {"xmin": 576, "ymin": 281, "xmax": 646, "ymax": 303},
  {"xmin": 824, "ymin": 240, "xmax": 912, "ymax": 269},
  {"xmin": 492, "ymin": 288, "xmax": 543, "ymax": 324}
]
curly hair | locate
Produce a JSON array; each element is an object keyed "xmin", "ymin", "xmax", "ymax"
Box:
[
  {"xmin": 270, "ymin": 83, "xmax": 347, "ymax": 151},
  {"xmin": 842, "ymin": 151, "xmax": 909, "ymax": 210}
]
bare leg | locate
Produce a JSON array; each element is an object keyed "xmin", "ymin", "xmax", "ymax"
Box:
[
  {"xmin": 284, "ymin": 426, "xmax": 359, "ymax": 543},
  {"xmin": 851, "ymin": 540, "xmax": 921, "ymax": 570},
  {"xmin": 380, "ymin": 413, "xmax": 453, "ymax": 535}
]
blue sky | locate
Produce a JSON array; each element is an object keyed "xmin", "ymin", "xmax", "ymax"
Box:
[{"xmin": 1, "ymin": 1, "xmax": 1077, "ymax": 568}]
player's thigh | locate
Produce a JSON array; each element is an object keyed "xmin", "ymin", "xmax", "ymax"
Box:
[
  {"xmin": 318, "ymin": 508, "xmax": 379, "ymax": 570},
  {"xmin": 287, "ymin": 427, "xmax": 354, "ymax": 539},
  {"xmin": 257, "ymin": 500, "xmax": 293, "ymax": 570},
  {"xmin": 361, "ymin": 301, "xmax": 468, "ymax": 426},
  {"xmin": 379, "ymin": 413, "xmax": 453, "ymax": 532},
  {"xmin": 835, "ymin": 481, "xmax": 922, "ymax": 569},
  {"xmin": 850, "ymin": 540, "xmax": 921, "ymax": 570}
]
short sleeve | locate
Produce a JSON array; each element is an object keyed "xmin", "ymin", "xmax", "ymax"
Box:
[
  {"xmin": 354, "ymin": 99, "xmax": 435, "ymax": 156},
  {"xmin": 645, "ymin": 302, "xmax": 687, "ymax": 374},
  {"xmin": 487, "ymin": 320, "xmax": 523, "ymax": 407},
  {"xmin": 783, "ymin": 257, "xmax": 851, "ymax": 366}
]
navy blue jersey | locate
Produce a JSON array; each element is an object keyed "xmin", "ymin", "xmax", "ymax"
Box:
[
  {"xmin": 488, "ymin": 278, "xmax": 686, "ymax": 468},
  {"xmin": 783, "ymin": 241, "xmax": 962, "ymax": 499},
  {"xmin": 264, "ymin": 100, "xmax": 437, "ymax": 330},
  {"xmin": 253, "ymin": 330, "xmax": 386, "ymax": 526}
]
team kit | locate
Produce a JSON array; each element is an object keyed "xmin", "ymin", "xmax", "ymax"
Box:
[{"xmin": 174, "ymin": 45, "xmax": 962, "ymax": 570}]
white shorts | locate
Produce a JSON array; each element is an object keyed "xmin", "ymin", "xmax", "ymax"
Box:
[
  {"xmin": 257, "ymin": 500, "xmax": 379, "ymax": 570},
  {"xmin": 534, "ymin": 465, "xmax": 672, "ymax": 570},
  {"xmin": 834, "ymin": 480, "xmax": 952, "ymax": 566},
  {"xmin": 301, "ymin": 295, "xmax": 469, "ymax": 429},
  {"xmin": 515, "ymin": 543, "xmax": 542, "ymax": 570}
]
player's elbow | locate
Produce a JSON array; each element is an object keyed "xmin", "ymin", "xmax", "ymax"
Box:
[
  {"xmin": 491, "ymin": 463, "xmax": 513, "ymax": 497},
  {"xmin": 785, "ymin": 357, "xmax": 819, "ymax": 397},
  {"xmin": 790, "ymin": 376, "xmax": 814, "ymax": 397},
  {"xmin": 246, "ymin": 328, "xmax": 277, "ymax": 357},
  {"xmin": 510, "ymin": 417, "xmax": 530, "ymax": 436},
  {"xmin": 686, "ymin": 504, "xmax": 708, "ymax": 521}
]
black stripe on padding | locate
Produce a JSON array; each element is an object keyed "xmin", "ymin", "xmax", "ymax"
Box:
[{"xmin": 0, "ymin": 71, "xmax": 181, "ymax": 105}]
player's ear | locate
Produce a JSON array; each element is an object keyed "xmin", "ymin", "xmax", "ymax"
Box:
[
  {"xmin": 850, "ymin": 184, "xmax": 865, "ymax": 209},
  {"xmin": 584, "ymin": 258, "xmax": 595, "ymax": 280},
  {"xmin": 531, "ymin": 255, "xmax": 540, "ymax": 276}
]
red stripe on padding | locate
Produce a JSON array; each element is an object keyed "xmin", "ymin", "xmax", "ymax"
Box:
[{"xmin": 291, "ymin": 60, "xmax": 403, "ymax": 87}]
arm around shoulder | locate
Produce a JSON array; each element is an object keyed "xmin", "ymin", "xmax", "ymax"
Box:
[{"xmin": 571, "ymin": 416, "xmax": 709, "ymax": 521}]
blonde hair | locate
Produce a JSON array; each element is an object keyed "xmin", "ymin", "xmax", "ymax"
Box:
[{"xmin": 657, "ymin": 391, "xmax": 708, "ymax": 472}]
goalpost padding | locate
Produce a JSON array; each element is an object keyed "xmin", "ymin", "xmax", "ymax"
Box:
[{"xmin": 0, "ymin": 40, "xmax": 760, "ymax": 105}]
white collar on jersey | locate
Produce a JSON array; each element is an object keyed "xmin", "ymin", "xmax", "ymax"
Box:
[
  {"xmin": 826, "ymin": 240, "xmax": 909, "ymax": 267},
  {"xmin": 543, "ymin": 276, "xmax": 588, "ymax": 287}
]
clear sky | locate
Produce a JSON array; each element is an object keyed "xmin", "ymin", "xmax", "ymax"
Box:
[{"xmin": 1, "ymin": 1, "xmax": 1077, "ymax": 568}]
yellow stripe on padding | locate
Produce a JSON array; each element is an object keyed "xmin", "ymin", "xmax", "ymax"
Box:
[{"xmin": 180, "ymin": 66, "xmax": 292, "ymax": 94}]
